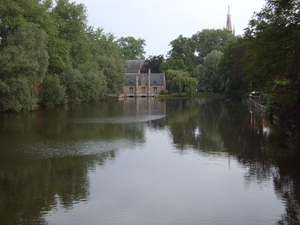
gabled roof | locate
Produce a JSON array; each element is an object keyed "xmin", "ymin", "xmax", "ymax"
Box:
[
  {"xmin": 126, "ymin": 60, "xmax": 146, "ymax": 73},
  {"xmin": 124, "ymin": 73, "xmax": 164, "ymax": 86}
]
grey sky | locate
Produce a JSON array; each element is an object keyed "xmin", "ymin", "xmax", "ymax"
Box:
[{"xmin": 75, "ymin": 0, "xmax": 266, "ymax": 57}]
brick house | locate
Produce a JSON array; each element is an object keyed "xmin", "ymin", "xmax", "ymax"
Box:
[{"xmin": 123, "ymin": 60, "xmax": 166, "ymax": 97}]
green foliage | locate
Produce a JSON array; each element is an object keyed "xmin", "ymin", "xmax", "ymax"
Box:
[
  {"xmin": 141, "ymin": 55, "xmax": 164, "ymax": 73},
  {"xmin": 243, "ymin": 0, "xmax": 300, "ymax": 136},
  {"xmin": 0, "ymin": 22, "xmax": 49, "ymax": 84},
  {"xmin": 0, "ymin": 0, "xmax": 35, "ymax": 47},
  {"xmin": 168, "ymin": 35, "xmax": 197, "ymax": 72},
  {"xmin": 117, "ymin": 36, "xmax": 146, "ymax": 60},
  {"xmin": 77, "ymin": 62, "xmax": 107, "ymax": 100},
  {"xmin": 60, "ymin": 62, "xmax": 107, "ymax": 103},
  {"xmin": 168, "ymin": 70, "xmax": 187, "ymax": 95},
  {"xmin": 52, "ymin": 0, "xmax": 90, "ymax": 66},
  {"xmin": 160, "ymin": 57, "xmax": 188, "ymax": 73},
  {"xmin": 0, "ymin": 22, "xmax": 48, "ymax": 112},
  {"xmin": 60, "ymin": 68, "xmax": 84, "ymax": 103},
  {"xmin": 204, "ymin": 50, "xmax": 224, "ymax": 92},
  {"xmin": 96, "ymin": 55, "xmax": 125, "ymax": 94},
  {"xmin": 40, "ymin": 75, "xmax": 66, "ymax": 105},
  {"xmin": 0, "ymin": 78, "xmax": 33, "ymax": 112},
  {"xmin": 192, "ymin": 29, "xmax": 236, "ymax": 64},
  {"xmin": 47, "ymin": 35, "xmax": 72, "ymax": 74},
  {"xmin": 185, "ymin": 77, "xmax": 198, "ymax": 97},
  {"xmin": 193, "ymin": 64, "xmax": 208, "ymax": 92},
  {"xmin": 0, "ymin": 0, "xmax": 129, "ymax": 110},
  {"xmin": 166, "ymin": 29, "xmax": 236, "ymax": 76},
  {"xmin": 244, "ymin": 0, "xmax": 300, "ymax": 90},
  {"xmin": 167, "ymin": 70, "xmax": 197, "ymax": 97},
  {"xmin": 219, "ymin": 37, "xmax": 249, "ymax": 100},
  {"xmin": 194, "ymin": 50, "xmax": 224, "ymax": 93}
]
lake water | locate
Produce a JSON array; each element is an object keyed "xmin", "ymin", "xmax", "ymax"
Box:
[{"xmin": 0, "ymin": 98, "xmax": 299, "ymax": 225}]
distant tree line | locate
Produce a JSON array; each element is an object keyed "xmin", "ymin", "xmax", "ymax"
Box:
[
  {"xmin": 160, "ymin": 29, "xmax": 235, "ymax": 96},
  {"xmin": 0, "ymin": 0, "xmax": 146, "ymax": 111}
]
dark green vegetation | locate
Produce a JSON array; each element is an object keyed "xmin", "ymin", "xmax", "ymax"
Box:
[
  {"xmin": 0, "ymin": 0, "xmax": 299, "ymax": 137},
  {"xmin": 160, "ymin": 0, "xmax": 300, "ymax": 137},
  {"xmin": 0, "ymin": 0, "xmax": 146, "ymax": 110}
]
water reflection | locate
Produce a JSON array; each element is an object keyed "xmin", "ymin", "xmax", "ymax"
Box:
[
  {"xmin": 164, "ymin": 98, "xmax": 300, "ymax": 224},
  {"xmin": 0, "ymin": 98, "xmax": 299, "ymax": 224}
]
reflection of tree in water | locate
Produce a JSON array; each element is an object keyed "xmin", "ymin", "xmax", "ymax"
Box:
[
  {"xmin": 166, "ymin": 98, "xmax": 300, "ymax": 224},
  {"xmin": 0, "ymin": 101, "xmax": 148, "ymax": 225},
  {"xmin": 166, "ymin": 98, "xmax": 236, "ymax": 152},
  {"xmin": 0, "ymin": 151, "xmax": 116, "ymax": 225},
  {"xmin": 168, "ymin": 98, "xmax": 275, "ymax": 183},
  {"xmin": 218, "ymin": 101, "xmax": 274, "ymax": 185},
  {"xmin": 267, "ymin": 132, "xmax": 300, "ymax": 225}
]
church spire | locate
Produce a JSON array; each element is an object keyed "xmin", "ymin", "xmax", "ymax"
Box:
[
  {"xmin": 226, "ymin": 5, "xmax": 232, "ymax": 32},
  {"xmin": 226, "ymin": 5, "xmax": 235, "ymax": 35}
]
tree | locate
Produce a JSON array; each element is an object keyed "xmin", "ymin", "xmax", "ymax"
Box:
[
  {"xmin": 195, "ymin": 50, "xmax": 224, "ymax": 93},
  {"xmin": 167, "ymin": 70, "xmax": 197, "ymax": 96},
  {"xmin": 168, "ymin": 70, "xmax": 188, "ymax": 95},
  {"xmin": 193, "ymin": 64, "xmax": 208, "ymax": 92},
  {"xmin": 219, "ymin": 37, "xmax": 249, "ymax": 100},
  {"xmin": 0, "ymin": 0, "xmax": 41, "ymax": 47},
  {"xmin": 160, "ymin": 57, "xmax": 188, "ymax": 73},
  {"xmin": 0, "ymin": 78, "xmax": 33, "ymax": 112},
  {"xmin": 244, "ymin": 0, "xmax": 300, "ymax": 136},
  {"xmin": 117, "ymin": 36, "xmax": 146, "ymax": 60},
  {"xmin": 40, "ymin": 75, "xmax": 66, "ymax": 105},
  {"xmin": 167, "ymin": 35, "xmax": 197, "ymax": 72},
  {"xmin": 52, "ymin": 0, "xmax": 90, "ymax": 66},
  {"xmin": 0, "ymin": 22, "xmax": 49, "ymax": 111},
  {"xmin": 141, "ymin": 55, "xmax": 164, "ymax": 73},
  {"xmin": 97, "ymin": 55, "xmax": 125, "ymax": 94},
  {"xmin": 77, "ymin": 62, "xmax": 107, "ymax": 101},
  {"xmin": 185, "ymin": 76, "xmax": 199, "ymax": 97},
  {"xmin": 192, "ymin": 29, "xmax": 236, "ymax": 64},
  {"xmin": 60, "ymin": 62, "xmax": 107, "ymax": 103}
]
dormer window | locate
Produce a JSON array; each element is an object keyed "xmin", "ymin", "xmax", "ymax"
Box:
[{"xmin": 141, "ymin": 77, "xmax": 146, "ymax": 85}]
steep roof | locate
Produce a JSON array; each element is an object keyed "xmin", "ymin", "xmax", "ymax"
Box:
[
  {"xmin": 126, "ymin": 60, "xmax": 146, "ymax": 73},
  {"xmin": 124, "ymin": 73, "xmax": 164, "ymax": 86}
]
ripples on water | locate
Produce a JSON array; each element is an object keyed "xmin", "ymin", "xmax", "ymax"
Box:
[{"xmin": 0, "ymin": 100, "xmax": 298, "ymax": 225}]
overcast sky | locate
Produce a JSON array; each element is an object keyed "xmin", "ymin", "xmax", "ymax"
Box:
[{"xmin": 75, "ymin": 0, "xmax": 266, "ymax": 57}]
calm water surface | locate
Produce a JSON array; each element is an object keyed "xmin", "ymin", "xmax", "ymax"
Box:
[{"xmin": 0, "ymin": 98, "xmax": 299, "ymax": 225}]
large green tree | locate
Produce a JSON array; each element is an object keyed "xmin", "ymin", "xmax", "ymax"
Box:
[
  {"xmin": 194, "ymin": 50, "xmax": 224, "ymax": 93},
  {"xmin": 52, "ymin": 0, "xmax": 90, "ymax": 66},
  {"xmin": 40, "ymin": 75, "xmax": 66, "ymax": 105},
  {"xmin": 192, "ymin": 29, "xmax": 236, "ymax": 64},
  {"xmin": 219, "ymin": 37, "xmax": 249, "ymax": 100},
  {"xmin": 244, "ymin": 0, "xmax": 300, "ymax": 136},
  {"xmin": 117, "ymin": 36, "xmax": 146, "ymax": 60},
  {"xmin": 167, "ymin": 70, "xmax": 198, "ymax": 96},
  {"xmin": 167, "ymin": 35, "xmax": 197, "ymax": 73},
  {"xmin": 0, "ymin": 22, "xmax": 49, "ymax": 111}
]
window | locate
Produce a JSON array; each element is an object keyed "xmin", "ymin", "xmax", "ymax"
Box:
[
  {"xmin": 154, "ymin": 87, "xmax": 157, "ymax": 94},
  {"xmin": 141, "ymin": 77, "xmax": 146, "ymax": 85},
  {"xmin": 142, "ymin": 87, "xmax": 145, "ymax": 94},
  {"xmin": 130, "ymin": 87, "xmax": 133, "ymax": 93}
]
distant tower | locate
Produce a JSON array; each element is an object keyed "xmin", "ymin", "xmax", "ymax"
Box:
[{"xmin": 226, "ymin": 6, "xmax": 235, "ymax": 35}]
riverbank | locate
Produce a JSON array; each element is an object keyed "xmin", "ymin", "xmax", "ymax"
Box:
[
  {"xmin": 155, "ymin": 92, "xmax": 222, "ymax": 99},
  {"xmin": 246, "ymin": 98, "xmax": 266, "ymax": 117}
]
